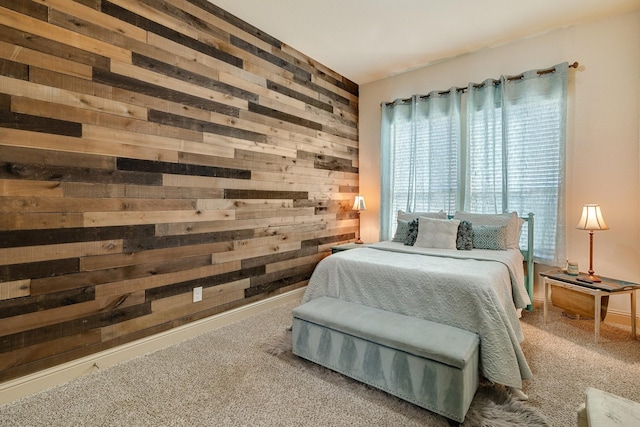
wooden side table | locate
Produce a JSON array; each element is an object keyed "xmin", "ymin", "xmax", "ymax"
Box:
[
  {"xmin": 330, "ymin": 242, "xmax": 366, "ymax": 254},
  {"xmin": 541, "ymin": 270, "xmax": 638, "ymax": 343}
]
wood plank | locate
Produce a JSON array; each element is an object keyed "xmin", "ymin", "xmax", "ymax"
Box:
[
  {"xmin": 0, "ymin": 258, "xmax": 79, "ymax": 283},
  {"xmin": 63, "ymin": 181, "xmax": 224, "ymax": 200},
  {"xmin": 30, "ymin": 254, "xmax": 212, "ymax": 295},
  {"xmin": 0, "ymin": 279, "xmax": 30, "ymax": 300},
  {"xmin": 80, "ymin": 241, "xmax": 230, "ymax": 271},
  {"xmin": 1, "ymin": 303, "xmax": 151, "ymax": 353},
  {"xmin": 1, "ymin": 290, "xmax": 146, "ymax": 336},
  {"xmin": 83, "ymin": 209, "xmax": 235, "ymax": 228},
  {"xmin": 11, "ymin": 94, "xmax": 209, "ymax": 150},
  {"xmin": 0, "ymin": 161, "xmax": 161, "ymax": 186},
  {"xmin": 195, "ymin": 198, "xmax": 294, "ymax": 211},
  {"xmin": 155, "ymin": 213, "xmax": 335, "ymax": 237},
  {"xmin": 144, "ymin": 266, "xmax": 263, "ymax": 302},
  {"xmin": 34, "ymin": 0, "xmax": 148, "ymax": 42},
  {"xmin": 0, "ymin": 39, "xmax": 92, "ymax": 79},
  {"xmin": 132, "ymin": 52, "xmax": 258, "ymax": 103},
  {"xmin": 108, "ymin": 60, "xmax": 248, "ymax": 111},
  {"xmin": 149, "ymin": 284, "xmax": 247, "ymax": 321},
  {"xmin": 0, "ymin": 6, "xmax": 131, "ymax": 63},
  {"xmin": 99, "ymin": 287, "xmax": 245, "ymax": 342},
  {"xmin": 211, "ymin": 241, "xmax": 301, "ymax": 265},
  {"xmin": 95, "ymin": 260, "xmax": 241, "ymax": 298},
  {"xmin": 0, "ymin": 330, "xmax": 101, "ymax": 373},
  {"xmin": 0, "ymin": 57, "xmax": 28, "ymax": 80},
  {"xmin": 0, "ymin": 196, "xmax": 195, "ymax": 213},
  {"xmin": 0, "ymin": 212, "xmax": 84, "ymax": 231},
  {"xmin": 82, "ymin": 125, "xmax": 234, "ymax": 159},
  {"xmin": 123, "ymin": 229, "xmax": 252, "ymax": 254},
  {"xmin": 116, "ymin": 157, "xmax": 250, "ymax": 180},
  {"xmin": 202, "ymin": 132, "xmax": 297, "ymax": 159},
  {"xmin": 245, "ymin": 265, "xmax": 315, "ymax": 298},
  {"xmin": 101, "ymin": 0, "xmax": 241, "ymax": 67},
  {"xmin": 0, "ymin": 225, "xmax": 153, "ymax": 249},
  {"xmin": 108, "ymin": 0, "xmax": 201, "ymax": 40},
  {"xmin": 0, "ymin": 240, "xmax": 124, "ymax": 266},
  {"xmin": 163, "ymin": 173, "xmax": 329, "ymax": 193},
  {"xmin": 234, "ymin": 207, "xmax": 315, "ymax": 220},
  {"xmin": 0, "ymin": 75, "xmax": 147, "ymax": 120},
  {"xmin": 0, "ymin": 286, "xmax": 95, "ymax": 320},
  {"xmin": 0, "ymin": 145, "xmax": 115, "ymax": 170},
  {"xmin": 0, "ymin": 23, "xmax": 110, "ymax": 70},
  {"xmin": 0, "ymin": 110, "xmax": 82, "ymax": 137},
  {"xmin": 0, "ymin": 126, "xmax": 181, "ymax": 163},
  {"xmin": 148, "ymin": 109, "xmax": 267, "ymax": 143},
  {"xmin": 185, "ymin": 0, "xmax": 280, "ymax": 49},
  {"xmin": 0, "ymin": 179, "xmax": 64, "ymax": 197},
  {"xmin": 0, "ymin": 0, "xmax": 48, "ymax": 20}
]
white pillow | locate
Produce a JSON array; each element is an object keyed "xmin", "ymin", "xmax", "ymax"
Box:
[
  {"xmin": 414, "ymin": 217, "xmax": 460, "ymax": 250},
  {"xmin": 392, "ymin": 210, "xmax": 449, "ymax": 242},
  {"xmin": 397, "ymin": 210, "xmax": 448, "ymax": 222},
  {"xmin": 453, "ymin": 211, "xmax": 523, "ymax": 249}
]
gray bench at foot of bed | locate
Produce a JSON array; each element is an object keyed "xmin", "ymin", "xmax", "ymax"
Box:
[{"xmin": 292, "ymin": 297, "xmax": 479, "ymax": 423}]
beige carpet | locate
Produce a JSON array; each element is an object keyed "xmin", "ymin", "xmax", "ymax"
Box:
[{"xmin": 1, "ymin": 300, "xmax": 639, "ymax": 426}]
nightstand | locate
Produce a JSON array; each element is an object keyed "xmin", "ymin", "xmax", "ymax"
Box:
[
  {"xmin": 541, "ymin": 270, "xmax": 639, "ymax": 343},
  {"xmin": 330, "ymin": 242, "xmax": 366, "ymax": 254}
]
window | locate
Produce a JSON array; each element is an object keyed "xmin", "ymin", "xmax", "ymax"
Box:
[{"xmin": 381, "ymin": 63, "xmax": 568, "ymax": 265}]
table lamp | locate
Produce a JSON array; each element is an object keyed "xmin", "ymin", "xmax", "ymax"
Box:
[
  {"xmin": 575, "ymin": 204, "xmax": 609, "ymax": 282},
  {"xmin": 352, "ymin": 195, "xmax": 366, "ymax": 244}
]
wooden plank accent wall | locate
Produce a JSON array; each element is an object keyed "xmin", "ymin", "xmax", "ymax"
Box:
[{"xmin": 0, "ymin": 0, "xmax": 358, "ymax": 383}]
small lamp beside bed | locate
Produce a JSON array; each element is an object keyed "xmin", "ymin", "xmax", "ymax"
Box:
[
  {"xmin": 575, "ymin": 204, "xmax": 609, "ymax": 282},
  {"xmin": 352, "ymin": 195, "xmax": 366, "ymax": 244}
]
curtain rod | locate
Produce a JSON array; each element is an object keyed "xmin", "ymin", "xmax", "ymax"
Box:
[{"xmin": 384, "ymin": 62, "xmax": 579, "ymax": 105}]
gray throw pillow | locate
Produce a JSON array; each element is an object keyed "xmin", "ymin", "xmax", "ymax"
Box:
[
  {"xmin": 456, "ymin": 220, "xmax": 473, "ymax": 250},
  {"xmin": 392, "ymin": 219, "xmax": 410, "ymax": 242},
  {"xmin": 404, "ymin": 219, "xmax": 419, "ymax": 246}
]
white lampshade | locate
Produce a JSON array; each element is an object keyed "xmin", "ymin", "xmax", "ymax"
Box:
[
  {"xmin": 575, "ymin": 204, "xmax": 609, "ymax": 231},
  {"xmin": 352, "ymin": 195, "xmax": 366, "ymax": 211}
]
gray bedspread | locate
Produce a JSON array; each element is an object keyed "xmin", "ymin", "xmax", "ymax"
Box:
[{"xmin": 300, "ymin": 241, "xmax": 533, "ymax": 388}]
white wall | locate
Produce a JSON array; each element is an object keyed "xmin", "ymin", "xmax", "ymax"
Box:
[{"xmin": 359, "ymin": 10, "xmax": 640, "ymax": 314}]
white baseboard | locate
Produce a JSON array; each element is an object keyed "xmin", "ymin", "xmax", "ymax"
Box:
[{"xmin": 0, "ymin": 288, "xmax": 305, "ymax": 406}]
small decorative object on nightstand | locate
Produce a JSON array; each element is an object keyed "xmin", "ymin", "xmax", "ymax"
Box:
[
  {"xmin": 352, "ymin": 195, "xmax": 366, "ymax": 244},
  {"xmin": 575, "ymin": 204, "xmax": 609, "ymax": 282}
]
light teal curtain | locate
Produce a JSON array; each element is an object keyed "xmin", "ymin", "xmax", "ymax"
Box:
[
  {"xmin": 465, "ymin": 79, "xmax": 504, "ymax": 213},
  {"xmin": 381, "ymin": 63, "xmax": 568, "ymax": 264},
  {"xmin": 380, "ymin": 90, "xmax": 462, "ymax": 240},
  {"xmin": 465, "ymin": 63, "xmax": 568, "ymax": 264}
]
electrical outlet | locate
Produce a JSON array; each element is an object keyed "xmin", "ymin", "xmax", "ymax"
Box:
[{"xmin": 193, "ymin": 286, "xmax": 203, "ymax": 303}]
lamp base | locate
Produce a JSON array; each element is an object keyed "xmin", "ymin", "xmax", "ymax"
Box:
[
  {"xmin": 580, "ymin": 274, "xmax": 602, "ymax": 283},
  {"xmin": 354, "ymin": 238, "xmax": 363, "ymax": 244}
]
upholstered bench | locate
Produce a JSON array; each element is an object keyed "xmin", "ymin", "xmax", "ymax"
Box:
[
  {"xmin": 577, "ymin": 387, "xmax": 640, "ymax": 427},
  {"xmin": 292, "ymin": 297, "xmax": 480, "ymax": 423}
]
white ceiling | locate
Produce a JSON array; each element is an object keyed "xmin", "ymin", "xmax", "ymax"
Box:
[{"xmin": 208, "ymin": 0, "xmax": 640, "ymax": 85}]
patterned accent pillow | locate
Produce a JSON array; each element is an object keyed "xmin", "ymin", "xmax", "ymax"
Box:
[
  {"xmin": 414, "ymin": 217, "xmax": 460, "ymax": 250},
  {"xmin": 404, "ymin": 219, "xmax": 419, "ymax": 246},
  {"xmin": 472, "ymin": 225, "xmax": 508, "ymax": 250},
  {"xmin": 453, "ymin": 211, "xmax": 523, "ymax": 249},
  {"xmin": 456, "ymin": 220, "xmax": 473, "ymax": 250},
  {"xmin": 392, "ymin": 219, "xmax": 410, "ymax": 242}
]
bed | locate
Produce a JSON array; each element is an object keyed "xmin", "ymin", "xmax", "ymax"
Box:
[{"xmin": 299, "ymin": 211, "xmax": 535, "ymax": 389}]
